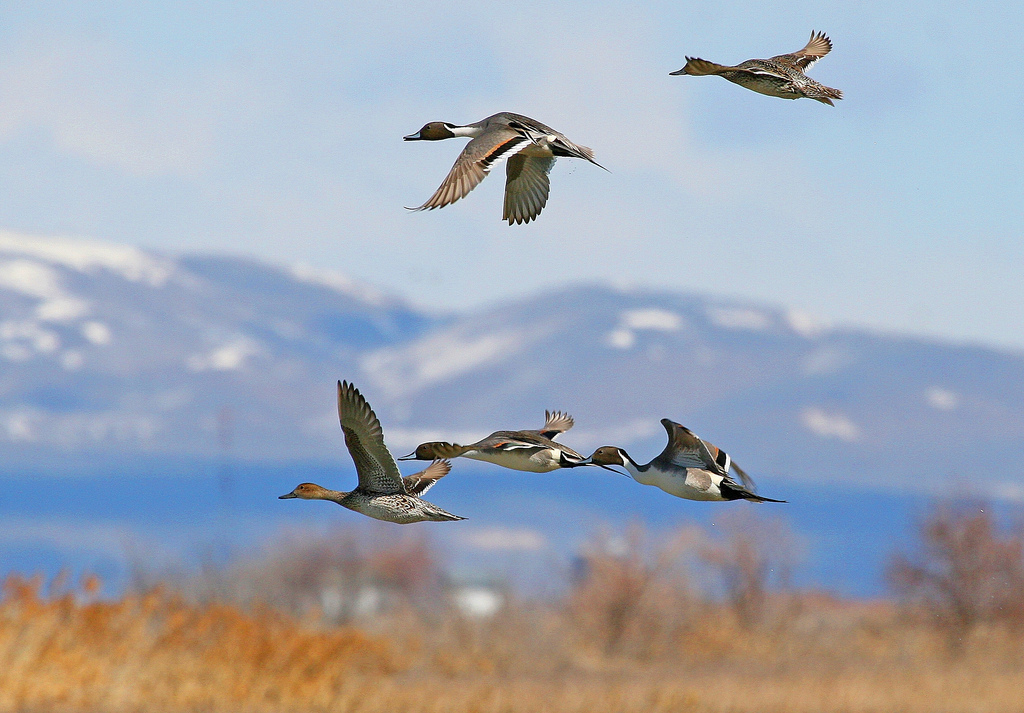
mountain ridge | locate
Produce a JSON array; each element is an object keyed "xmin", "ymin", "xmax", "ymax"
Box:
[{"xmin": 1, "ymin": 231, "xmax": 1022, "ymax": 497}]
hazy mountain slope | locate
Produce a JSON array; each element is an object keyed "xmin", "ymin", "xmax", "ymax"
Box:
[
  {"xmin": 0, "ymin": 232, "xmax": 436, "ymax": 465},
  {"xmin": 2, "ymin": 232, "xmax": 1022, "ymax": 494}
]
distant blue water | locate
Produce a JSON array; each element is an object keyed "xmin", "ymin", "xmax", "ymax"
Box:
[{"xmin": 0, "ymin": 459, "xmax": 1005, "ymax": 598}]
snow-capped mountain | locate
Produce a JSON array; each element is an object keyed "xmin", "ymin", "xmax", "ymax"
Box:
[{"xmin": 2, "ymin": 231, "xmax": 1022, "ymax": 496}]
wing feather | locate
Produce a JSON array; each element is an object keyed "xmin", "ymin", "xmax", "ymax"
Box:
[
  {"xmin": 503, "ymin": 154, "xmax": 553, "ymax": 224},
  {"xmin": 537, "ymin": 410, "xmax": 574, "ymax": 439},
  {"xmin": 402, "ymin": 459, "xmax": 452, "ymax": 497},
  {"xmin": 410, "ymin": 131, "xmax": 530, "ymax": 212},
  {"xmin": 337, "ymin": 380, "xmax": 405, "ymax": 494}
]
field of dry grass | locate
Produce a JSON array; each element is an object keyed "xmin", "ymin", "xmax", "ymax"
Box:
[
  {"xmin": 2, "ymin": 578, "xmax": 1023, "ymax": 711},
  {"xmin": 2, "ymin": 507, "xmax": 1022, "ymax": 712}
]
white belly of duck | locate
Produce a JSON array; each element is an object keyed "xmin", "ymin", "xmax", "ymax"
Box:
[
  {"xmin": 631, "ymin": 466, "xmax": 729, "ymax": 502},
  {"xmin": 463, "ymin": 447, "xmax": 563, "ymax": 473}
]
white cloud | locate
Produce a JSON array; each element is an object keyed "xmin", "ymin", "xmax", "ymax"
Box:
[
  {"xmin": 289, "ymin": 263, "xmax": 389, "ymax": 307},
  {"xmin": 605, "ymin": 328, "xmax": 636, "ymax": 349},
  {"xmin": 801, "ymin": 347, "xmax": 854, "ymax": 376},
  {"xmin": 81, "ymin": 321, "xmax": 113, "ymax": 346},
  {"xmin": 461, "ymin": 527, "xmax": 547, "ymax": 552},
  {"xmin": 800, "ymin": 407, "xmax": 860, "ymax": 442},
  {"xmin": 708, "ymin": 307, "xmax": 773, "ymax": 331},
  {"xmin": 0, "ymin": 231, "xmax": 172, "ymax": 287},
  {"xmin": 787, "ymin": 309, "xmax": 830, "ymax": 338},
  {"xmin": 0, "ymin": 319, "xmax": 61, "ymax": 357},
  {"xmin": 621, "ymin": 308, "xmax": 684, "ymax": 331},
  {"xmin": 924, "ymin": 386, "xmax": 959, "ymax": 411},
  {"xmin": 362, "ymin": 328, "xmax": 532, "ymax": 397},
  {"xmin": 186, "ymin": 337, "xmax": 261, "ymax": 372}
]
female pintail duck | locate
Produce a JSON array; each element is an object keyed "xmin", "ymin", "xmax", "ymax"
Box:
[
  {"xmin": 587, "ymin": 419, "xmax": 785, "ymax": 503},
  {"xmin": 671, "ymin": 31, "xmax": 842, "ymax": 106},
  {"xmin": 399, "ymin": 410, "xmax": 594, "ymax": 473},
  {"xmin": 279, "ymin": 381, "xmax": 465, "ymax": 523},
  {"xmin": 404, "ymin": 112, "xmax": 605, "ymax": 225}
]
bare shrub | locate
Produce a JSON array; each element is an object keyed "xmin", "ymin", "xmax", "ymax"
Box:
[
  {"xmin": 699, "ymin": 509, "xmax": 801, "ymax": 630},
  {"xmin": 131, "ymin": 525, "xmax": 445, "ymax": 625},
  {"xmin": 887, "ymin": 500, "xmax": 1024, "ymax": 649},
  {"xmin": 566, "ymin": 522, "xmax": 698, "ymax": 659}
]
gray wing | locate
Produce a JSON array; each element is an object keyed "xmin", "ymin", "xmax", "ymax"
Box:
[
  {"xmin": 337, "ymin": 380, "xmax": 404, "ymax": 494},
  {"xmin": 410, "ymin": 129, "xmax": 531, "ymax": 212},
  {"xmin": 504, "ymin": 114, "xmax": 604, "ymax": 167},
  {"xmin": 730, "ymin": 461, "xmax": 758, "ymax": 492},
  {"xmin": 537, "ymin": 410, "xmax": 574, "ymax": 440},
  {"xmin": 402, "ymin": 459, "xmax": 452, "ymax": 497},
  {"xmin": 772, "ymin": 31, "xmax": 832, "ymax": 71},
  {"xmin": 654, "ymin": 419, "xmax": 729, "ymax": 475},
  {"xmin": 503, "ymin": 154, "xmax": 553, "ymax": 225}
]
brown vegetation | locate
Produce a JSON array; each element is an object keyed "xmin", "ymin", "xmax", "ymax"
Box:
[
  {"xmin": 887, "ymin": 500, "xmax": 1024, "ymax": 651},
  {"xmin": 1, "ymin": 505, "xmax": 1023, "ymax": 712}
]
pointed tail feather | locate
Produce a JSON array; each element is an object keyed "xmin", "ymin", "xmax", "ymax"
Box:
[{"xmin": 810, "ymin": 84, "xmax": 843, "ymax": 106}]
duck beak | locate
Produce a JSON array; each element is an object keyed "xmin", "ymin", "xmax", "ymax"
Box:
[
  {"xmin": 669, "ymin": 67, "xmax": 687, "ymax": 76},
  {"xmin": 396, "ymin": 451, "xmax": 417, "ymax": 460},
  {"xmin": 403, "ymin": 131, "xmax": 423, "ymax": 141},
  {"xmin": 578, "ymin": 459, "xmax": 629, "ymax": 477},
  {"xmin": 278, "ymin": 492, "xmax": 298, "ymax": 499}
]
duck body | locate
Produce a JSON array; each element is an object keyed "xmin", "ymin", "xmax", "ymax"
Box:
[
  {"xmin": 672, "ymin": 31, "xmax": 842, "ymax": 106},
  {"xmin": 404, "ymin": 112, "xmax": 604, "ymax": 224},
  {"xmin": 588, "ymin": 419, "xmax": 785, "ymax": 503},
  {"xmin": 400, "ymin": 411, "xmax": 588, "ymax": 473},
  {"xmin": 279, "ymin": 381, "xmax": 464, "ymax": 524}
]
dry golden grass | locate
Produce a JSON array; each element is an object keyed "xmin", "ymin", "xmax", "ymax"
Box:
[
  {"xmin": 2, "ymin": 573, "xmax": 1023, "ymax": 713},
  {"xmin": 3, "ymin": 509, "xmax": 1023, "ymax": 713}
]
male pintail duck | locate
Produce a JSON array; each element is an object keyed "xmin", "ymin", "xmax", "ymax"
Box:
[
  {"xmin": 279, "ymin": 381, "xmax": 465, "ymax": 523},
  {"xmin": 404, "ymin": 112, "xmax": 605, "ymax": 224},
  {"xmin": 399, "ymin": 410, "xmax": 597, "ymax": 473},
  {"xmin": 671, "ymin": 31, "xmax": 842, "ymax": 106},
  {"xmin": 587, "ymin": 419, "xmax": 785, "ymax": 503}
]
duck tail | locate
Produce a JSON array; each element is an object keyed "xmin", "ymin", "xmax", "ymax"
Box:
[
  {"xmin": 811, "ymin": 84, "xmax": 843, "ymax": 105},
  {"xmin": 722, "ymin": 481, "xmax": 787, "ymax": 503},
  {"xmin": 671, "ymin": 57, "xmax": 731, "ymax": 76},
  {"xmin": 424, "ymin": 503, "xmax": 467, "ymax": 522}
]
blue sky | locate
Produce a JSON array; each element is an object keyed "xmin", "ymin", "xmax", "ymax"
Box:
[{"xmin": 1, "ymin": 1, "xmax": 1022, "ymax": 349}]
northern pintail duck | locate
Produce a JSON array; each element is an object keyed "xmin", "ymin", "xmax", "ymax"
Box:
[
  {"xmin": 404, "ymin": 112, "xmax": 605, "ymax": 224},
  {"xmin": 587, "ymin": 419, "xmax": 785, "ymax": 503},
  {"xmin": 399, "ymin": 410, "xmax": 593, "ymax": 473},
  {"xmin": 671, "ymin": 31, "xmax": 842, "ymax": 106},
  {"xmin": 279, "ymin": 381, "xmax": 465, "ymax": 523}
]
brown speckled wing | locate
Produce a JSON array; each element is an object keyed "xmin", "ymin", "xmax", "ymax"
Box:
[
  {"xmin": 337, "ymin": 380, "xmax": 404, "ymax": 494},
  {"xmin": 773, "ymin": 31, "xmax": 832, "ymax": 71},
  {"xmin": 402, "ymin": 459, "xmax": 452, "ymax": 497}
]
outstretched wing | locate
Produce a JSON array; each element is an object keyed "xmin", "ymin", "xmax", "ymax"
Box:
[
  {"xmin": 503, "ymin": 154, "xmax": 553, "ymax": 225},
  {"xmin": 409, "ymin": 128, "xmax": 532, "ymax": 212},
  {"xmin": 654, "ymin": 419, "xmax": 730, "ymax": 476},
  {"xmin": 537, "ymin": 410, "xmax": 575, "ymax": 440},
  {"xmin": 337, "ymin": 380, "xmax": 405, "ymax": 494},
  {"xmin": 402, "ymin": 459, "xmax": 452, "ymax": 497},
  {"xmin": 772, "ymin": 31, "xmax": 832, "ymax": 71}
]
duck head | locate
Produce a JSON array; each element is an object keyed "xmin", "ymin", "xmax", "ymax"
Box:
[
  {"xmin": 279, "ymin": 482, "xmax": 330, "ymax": 500},
  {"xmin": 398, "ymin": 441, "xmax": 464, "ymax": 461},
  {"xmin": 404, "ymin": 122, "xmax": 458, "ymax": 141},
  {"xmin": 587, "ymin": 446, "xmax": 628, "ymax": 468}
]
